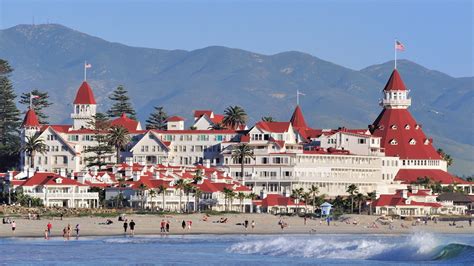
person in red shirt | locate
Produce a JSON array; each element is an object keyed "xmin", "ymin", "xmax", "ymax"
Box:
[{"xmin": 47, "ymin": 222, "xmax": 52, "ymax": 237}]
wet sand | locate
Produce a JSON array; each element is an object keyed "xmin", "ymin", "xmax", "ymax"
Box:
[{"xmin": 1, "ymin": 213, "xmax": 473, "ymax": 238}]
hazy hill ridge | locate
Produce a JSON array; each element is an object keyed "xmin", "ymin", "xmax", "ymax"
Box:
[{"xmin": 0, "ymin": 24, "xmax": 472, "ymax": 175}]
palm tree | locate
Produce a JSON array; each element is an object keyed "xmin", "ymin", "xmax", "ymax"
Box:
[
  {"xmin": 157, "ymin": 184, "xmax": 167, "ymax": 211},
  {"xmin": 237, "ymin": 192, "xmax": 246, "ymax": 213},
  {"xmin": 291, "ymin": 187, "xmax": 304, "ymax": 212},
  {"xmin": 107, "ymin": 125, "xmax": 131, "ymax": 164},
  {"xmin": 222, "ymin": 105, "xmax": 247, "ymax": 129},
  {"xmin": 228, "ymin": 191, "xmax": 236, "ymax": 211},
  {"xmin": 208, "ymin": 122, "xmax": 226, "ymax": 130},
  {"xmin": 302, "ymin": 192, "xmax": 311, "ymax": 213},
  {"xmin": 175, "ymin": 179, "xmax": 186, "ymax": 212},
  {"xmin": 231, "ymin": 143, "xmax": 254, "ymax": 183},
  {"xmin": 22, "ymin": 134, "xmax": 47, "ymax": 169},
  {"xmin": 437, "ymin": 148, "xmax": 454, "ymax": 167},
  {"xmin": 193, "ymin": 187, "xmax": 202, "ymax": 212},
  {"xmin": 366, "ymin": 191, "xmax": 377, "ymax": 215},
  {"xmin": 261, "ymin": 116, "xmax": 274, "ymax": 122},
  {"xmin": 223, "ymin": 187, "xmax": 234, "ymax": 211},
  {"xmin": 193, "ymin": 169, "xmax": 203, "ymax": 184},
  {"xmin": 148, "ymin": 189, "xmax": 157, "ymax": 210},
  {"xmin": 184, "ymin": 183, "xmax": 194, "ymax": 213},
  {"xmin": 138, "ymin": 183, "xmax": 148, "ymax": 210},
  {"xmin": 355, "ymin": 193, "xmax": 365, "ymax": 214},
  {"xmin": 117, "ymin": 177, "xmax": 127, "ymax": 208},
  {"xmin": 309, "ymin": 185, "xmax": 319, "ymax": 211},
  {"xmin": 346, "ymin": 184, "xmax": 358, "ymax": 214}
]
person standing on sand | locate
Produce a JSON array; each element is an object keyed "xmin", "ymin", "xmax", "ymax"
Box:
[
  {"xmin": 251, "ymin": 220, "xmax": 255, "ymax": 230},
  {"xmin": 67, "ymin": 224, "xmax": 71, "ymax": 240},
  {"xmin": 47, "ymin": 222, "xmax": 52, "ymax": 237},
  {"xmin": 123, "ymin": 219, "xmax": 128, "ymax": 234},
  {"xmin": 44, "ymin": 229, "xmax": 49, "ymax": 240},
  {"xmin": 304, "ymin": 216, "xmax": 307, "ymax": 225},
  {"xmin": 160, "ymin": 220, "xmax": 166, "ymax": 233},
  {"xmin": 75, "ymin": 224, "xmax": 80, "ymax": 238},
  {"xmin": 244, "ymin": 220, "xmax": 249, "ymax": 230},
  {"xmin": 181, "ymin": 220, "xmax": 186, "ymax": 230},
  {"xmin": 129, "ymin": 220, "xmax": 136, "ymax": 236},
  {"xmin": 11, "ymin": 221, "xmax": 16, "ymax": 234},
  {"xmin": 188, "ymin": 220, "xmax": 192, "ymax": 230},
  {"xmin": 166, "ymin": 220, "xmax": 170, "ymax": 233}
]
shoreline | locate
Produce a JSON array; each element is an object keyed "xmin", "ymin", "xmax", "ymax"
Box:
[{"xmin": 1, "ymin": 213, "xmax": 473, "ymax": 239}]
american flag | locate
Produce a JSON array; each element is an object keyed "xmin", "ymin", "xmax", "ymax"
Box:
[
  {"xmin": 395, "ymin": 40, "xmax": 405, "ymax": 51},
  {"xmin": 85, "ymin": 63, "xmax": 92, "ymax": 68}
]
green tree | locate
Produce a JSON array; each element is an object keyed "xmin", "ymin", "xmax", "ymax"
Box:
[
  {"xmin": 146, "ymin": 106, "xmax": 168, "ymax": 130},
  {"xmin": 21, "ymin": 134, "xmax": 47, "ymax": 169},
  {"xmin": 223, "ymin": 187, "xmax": 235, "ymax": 212},
  {"xmin": 175, "ymin": 179, "xmax": 187, "ymax": 212},
  {"xmin": 309, "ymin": 185, "xmax": 320, "ymax": 211},
  {"xmin": 84, "ymin": 113, "xmax": 113, "ymax": 169},
  {"xmin": 193, "ymin": 187, "xmax": 202, "ymax": 212},
  {"xmin": 138, "ymin": 183, "xmax": 148, "ymax": 210},
  {"xmin": 107, "ymin": 125, "xmax": 130, "ymax": 164},
  {"xmin": 222, "ymin": 105, "xmax": 247, "ymax": 129},
  {"xmin": 355, "ymin": 193, "xmax": 365, "ymax": 214},
  {"xmin": 366, "ymin": 191, "xmax": 377, "ymax": 215},
  {"xmin": 261, "ymin": 116, "xmax": 274, "ymax": 122},
  {"xmin": 0, "ymin": 59, "xmax": 21, "ymax": 171},
  {"xmin": 346, "ymin": 184, "xmax": 358, "ymax": 214},
  {"xmin": 291, "ymin": 187, "xmax": 304, "ymax": 209},
  {"xmin": 107, "ymin": 85, "xmax": 136, "ymax": 119},
  {"xmin": 157, "ymin": 184, "xmax": 167, "ymax": 211},
  {"xmin": 184, "ymin": 183, "xmax": 194, "ymax": 213},
  {"xmin": 302, "ymin": 191, "xmax": 311, "ymax": 213},
  {"xmin": 437, "ymin": 148, "xmax": 453, "ymax": 167},
  {"xmin": 148, "ymin": 189, "xmax": 157, "ymax": 210},
  {"xmin": 237, "ymin": 192, "xmax": 246, "ymax": 213},
  {"xmin": 19, "ymin": 89, "xmax": 52, "ymax": 124},
  {"xmin": 231, "ymin": 143, "xmax": 254, "ymax": 183},
  {"xmin": 193, "ymin": 169, "xmax": 203, "ymax": 184},
  {"xmin": 208, "ymin": 122, "xmax": 226, "ymax": 130}
]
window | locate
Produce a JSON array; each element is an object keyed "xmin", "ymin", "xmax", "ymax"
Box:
[
  {"xmin": 391, "ymin": 124, "xmax": 397, "ymax": 130},
  {"xmin": 405, "ymin": 124, "xmax": 410, "ymax": 130},
  {"xmin": 409, "ymin": 139, "xmax": 416, "ymax": 145},
  {"xmin": 358, "ymin": 138, "xmax": 366, "ymax": 144},
  {"xmin": 389, "ymin": 139, "xmax": 398, "ymax": 145},
  {"xmin": 424, "ymin": 139, "xmax": 430, "ymax": 145}
]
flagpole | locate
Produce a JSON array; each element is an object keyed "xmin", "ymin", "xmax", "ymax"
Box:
[
  {"xmin": 29, "ymin": 92, "xmax": 33, "ymax": 109},
  {"xmin": 394, "ymin": 39, "xmax": 397, "ymax": 69},
  {"xmin": 296, "ymin": 90, "xmax": 300, "ymax": 106},
  {"xmin": 84, "ymin": 61, "xmax": 87, "ymax": 81}
]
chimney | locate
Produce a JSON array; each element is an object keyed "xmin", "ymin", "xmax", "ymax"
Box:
[
  {"xmin": 91, "ymin": 166, "xmax": 98, "ymax": 176},
  {"xmin": 401, "ymin": 190, "xmax": 408, "ymax": 199},
  {"xmin": 125, "ymin": 167, "xmax": 132, "ymax": 177},
  {"xmin": 7, "ymin": 171, "xmax": 14, "ymax": 181},
  {"xmin": 204, "ymin": 159, "xmax": 211, "ymax": 169},
  {"xmin": 133, "ymin": 172, "xmax": 140, "ymax": 182},
  {"xmin": 59, "ymin": 168, "xmax": 67, "ymax": 177},
  {"xmin": 260, "ymin": 189, "xmax": 267, "ymax": 199},
  {"xmin": 153, "ymin": 171, "xmax": 160, "ymax": 180},
  {"xmin": 412, "ymin": 187, "xmax": 418, "ymax": 194},
  {"xmin": 211, "ymin": 172, "xmax": 218, "ymax": 182},
  {"xmin": 125, "ymin": 157, "xmax": 133, "ymax": 165},
  {"xmin": 77, "ymin": 173, "xmax": 85, "ymax": 184}
]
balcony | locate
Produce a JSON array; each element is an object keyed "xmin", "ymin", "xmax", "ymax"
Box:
[
  {"xmin": 380, "ymin": 98, "xmax": 411, "ymax": 107},
  {"xmin": 27, "ymin": 192, "xmax": 99, "ymax": 200}
]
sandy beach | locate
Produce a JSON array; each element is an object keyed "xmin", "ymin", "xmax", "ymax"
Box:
[{"xmin": 1, "ymin": 213, "xmax": 473, "ymax": 238}]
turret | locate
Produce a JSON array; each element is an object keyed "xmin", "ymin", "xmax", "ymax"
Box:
[
  {"xmin": 380, "ymin": 69, "xmax": 411, "ymax": 109},
  {"xmin": 71, "ymin": 81, "xmax": 97, "ymax": 129},
  {"xmin": 21, "ymin": 108, "xmax": 41, "ymax": 138}
]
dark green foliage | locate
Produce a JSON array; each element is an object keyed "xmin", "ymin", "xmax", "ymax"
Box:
[
  {"xmin": 146, "ymin": 106, "xmax": 168, "ymax": 130},
  {"xmin": 19, "ymin": 89, "xmax": 53, "ymax": 124},
  {"xmin": 84, "ymin": 113, "xmax": 113, "ymax": 169},
  {"xmin": 107, "ymin": 85, "xmax": 136, "ymax": 119},
  {"xmin": 0, "ymin": 59, "xmax": 20, "ymax": 171}
]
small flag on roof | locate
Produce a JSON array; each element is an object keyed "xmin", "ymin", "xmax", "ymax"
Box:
[
  {"xmin": 85, "ymin": 63, "xmax": 92, "ymax": 68},
  {"xmin": 395, "ymin": 40, "xmax": 405, "ymax": 51}
]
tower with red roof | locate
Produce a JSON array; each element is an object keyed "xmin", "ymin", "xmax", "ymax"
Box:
[
  {"xmin": 370, "ymin": 69, "xmax": 447, "ymax": 179},
  {"xmin": 71, "ymin": 81, "xmax": 97, "ymax": 129}
]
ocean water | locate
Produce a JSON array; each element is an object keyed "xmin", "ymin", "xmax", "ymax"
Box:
[{"xmin": 0, "ymin": 232, "xmax": 473, "ymax": 265}]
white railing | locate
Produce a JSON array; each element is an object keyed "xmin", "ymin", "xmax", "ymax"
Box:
[{"xmin": 27, "ymin": 192, "xmax": 99, "ymax": 199}]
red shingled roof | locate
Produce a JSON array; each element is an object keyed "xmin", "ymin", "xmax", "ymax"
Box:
[
  {"xmin": 290, "ymin": 105, "xmax": 308, "ymax": 129},
  {"xmin": 194, "ymin": 110, "xmax": 213, "ymax": 118},
  {"xmin": 374, "ymin": 194, "xmax": 442, "ymax": 208},
  {"xmin": 261, "ymin": 194, "xmax": 301, "ymax": 207},
  {"xmin": 371, "ymin": 108, "xmax": 440, "ymax": 159},
  {"xmin": 22, "ymin": 108, "xmax": 40, "ymax": 127},
  {"xmin": 256, "ymin": 121, "xmax": 291, "ymax": 133},
  {"xmin": 73, "ymin": 81, "xmax": 96, "ymax": 104},
  {"xmin": 19, "ymin": 172, "xmax": 88, "ymax": 187},
  {"xmin": 166, "ymin": 116, "xmax": 184, "ymax": 122},
  {"xmin": 383, "ymin": 69, "xmax": 407, "ymax": 91},
  {"xmin": 211, "ymin": 114, "xmax": 224, "ymax": 124},
  {"xmin": 111, "ymin": 113, "xmax": 140, "ymax": 132},
  {"xmin": 394, "ymin": 169, "xmax": 470, "ymax": 185}
]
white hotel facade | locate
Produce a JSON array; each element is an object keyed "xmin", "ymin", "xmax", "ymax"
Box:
[{"xmin": 17, "ymin": 68, "xmax": 472, "ymax": 201}]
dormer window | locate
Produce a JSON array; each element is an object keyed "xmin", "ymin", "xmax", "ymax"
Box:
[
  {"xmin": 405, "ymin": 124, "xmax": 410, "ymax": 130},
  {"xmin": 415, "ymin": 124, "xmax": 420, "ymax": 130},
  {"xmin": 55, "ymin": 178, "xmax": 63, "ymax": 184},
  {"xmin": 391, "ymin": 124, "xmax": 397, "ymax": 130},
  {"xmin": 409, "ymin": 139, "xmax": 416, "ymax": 145},
  {"xmin": 378, "ymin": 125, "xmax": 384, "ymax": 130},
  {"xmin": 424, "ymin": 139, "xmax": 430, "ymax": 145},
  {"xmin": 389, "ymin": 139, "xmax": 398, "ymax": 145}
]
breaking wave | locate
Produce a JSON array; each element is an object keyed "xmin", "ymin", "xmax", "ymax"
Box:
[{"xmin": 227, "ymin": 232, "xmax": 474, "ymax": 263}]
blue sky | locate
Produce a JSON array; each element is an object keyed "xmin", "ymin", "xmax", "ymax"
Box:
[{"xmin": 1, "ymin": 0, "xmax": 472, "ymax": 77}]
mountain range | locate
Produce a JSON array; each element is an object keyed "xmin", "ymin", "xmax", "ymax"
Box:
[{"xmin": 0, "ymin": 24, "xmax": 472, "ymax": 175}]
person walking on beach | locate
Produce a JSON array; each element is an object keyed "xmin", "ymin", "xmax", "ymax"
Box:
[
  {"xmin": 67, "ymin": 224, "xmax": 71, "ymax": 240},
  {"xmin": 181, "ymin": 220, "xmax": 186, "ymax": 230},
  {"xmin": 166, "ymin": 220, "xmax": 170, "ymax": 233},
  {"xmin": 188, "ymin": 220, "xmax": 192, "ymax": 230},
  {"xmin": 11, "ymin": 221, "xmax": 16, "ymax": 234},
  {"xmin": 251, "ymin": 220, "xmax": 255, "ymax": 230},
  {"xmin": 75, "ymin": 224, "xmax": 80, "ymax": 238},
  {"xmin": 160, "ymin": 220, "xmax": 166, "ymax": 233},
  {"xmin": 129, "ymin": 220, "xmax": 136, "ymax": 236},
  {"xmin": 47, "ymin": 222, "xmax": 52, "ymax": 237},
  {"xmin": 244, "ymin": 220, "xmax": 249, "ymax": 230},
  {"xmin": 44, "ymin": 229, "xmax": 49, "ymax": 240},
  {"xmin": 469, "ymin": 218, "xmax": 472, "ymax": 227},
  {"xmin": 123, "ymin": 219, "xmax": 128, "ymax": 234},
  {"xmin": 62, "ymin": 227, "xmax": 67, "ymax": 240}
]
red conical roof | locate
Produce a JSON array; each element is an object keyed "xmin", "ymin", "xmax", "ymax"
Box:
[
  {"xmin": 383, "ymin": 69, "xmax": 407, "ymax": 91},
  {"xmin": 290, "ymin": 105, "xmax": 308, "ymax": 129},
  {"xmin": 73, "ymin": 81, "xmax": 96, "ymax": 104},
  {"xmin": 22, "ymin": 108, "xmax": 40, "ymax": 127},
  {"xmin": 110, "ymin": 113, "xmax": 140, "ymax": 132},
  {"xmin": 371, "ymin": 108, "xmax": 440, "ymax": 159}
]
